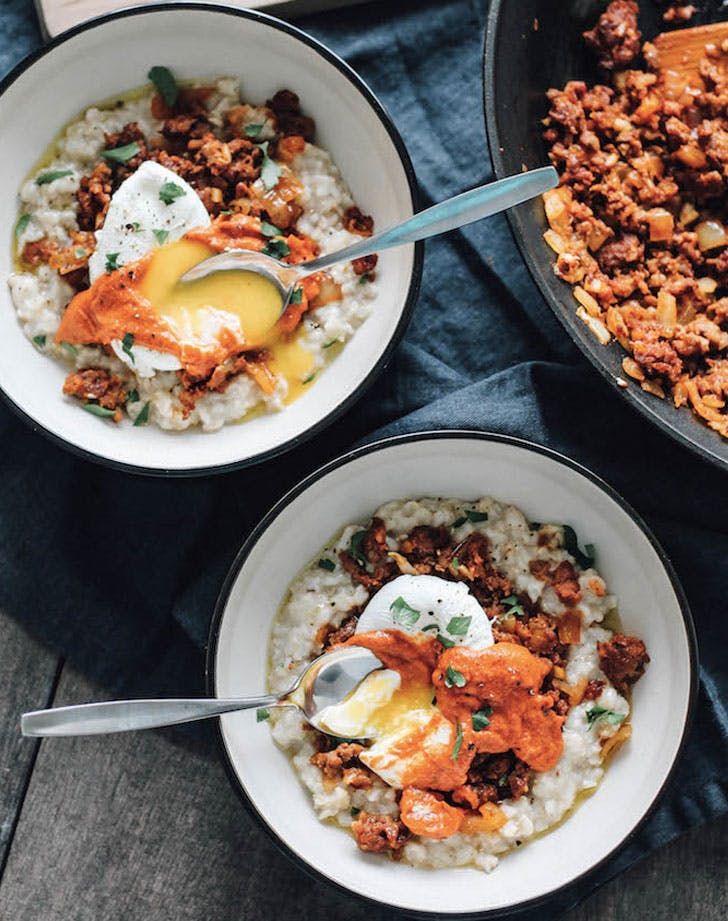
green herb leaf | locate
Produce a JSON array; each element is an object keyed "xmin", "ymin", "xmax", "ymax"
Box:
[
  {"xmin": 260, "ymin": 220, "xmax": 282, "ymax": 237},
  {"xmin": 152, "ymin": 228, "xmax": 170, "ymax": 246},
  {"xmin": 446, "ymin": 615, "xmax": 472, "ymax": 636},
  {"xmin": 452, "ymin": 516, "xmax": 467, "ymax": 529},
  {"xmin": 121, "ymin": 332, "xmax": 135, "ymax": 364},
  {"xmin": 32, "ymin": 334, "xmax": 46, "ymax": 348},
  {"xmin": 127, "ymin": 389, "xmax": 140, "ymax": 403},
  {"xmin": 586, "ymin": 707, "xmax": 626, "ymax": 728},
  {"xmin": 451, "ymin": 720, "xmax": 463, "ymax": 761},
  {"xmin": 466, "ymin": 509, "xmax": 488, "ymax": 523},
  {"xmin": 256, "ymin": 707, "xmax": 270, "ymax": 722},
  {"xmin": 323, "ymin": 340, "xmax": 338, "ymax": 349},
  {"xmin": 350, "ymin": 806, "xmax": 361, "ymax": 817},
  {"xmin": 302, "ymin": 372, "xmax": 316, "ymax": 384},
  {"xmin": 421, "ymin": 624, "xmax": 439, "ymax": 633},
  {"xmin": 262, "ymin": 238, "xmax": 290, "ymax": 260},
  {"xmin": 451, "ymin": 557, "xmax": 460, "ymax": 569},
  {"xmin": 437, "ymin": 634, "xmax": 455, "ymax": 648},
  {"xmin": 36, "ymin": 169, "xmax": 73, "ymax": 186},
  {"xmin": 318, "ymin": 558, "xmax": 335, "ymax": 572},
  {"xmin": 501, "ymin": 594, "xmax": 525, "ymax": 618},
  {"xmin": 148, "ymin": 65, "xmax": 178, "ymax": 107},
  {"xmin": 159, "ymin": 180, "xmax": 186, "ymax": 206},
  {"xmin": 444, "ymin": 665, "xmax": 466, "ymax": 688},
  {"xmin": 82, "ymin": 403, "xmax": 115, "ymax": 418},
  {"xmin": 15, "ymin": 214, "xmax": 31, "ymax": 240},
  {"xmin": 562, "ymin": 525, "xmax": 596, "ymax": 569},
  {"xmin": 61, "ymin": 341, "xmax": 78, "ymax": 358},
  {"xmin": 244, "ymin": 123, "xmax": 264, "ymax": 138},
  {"xmin": 128, "ymin": 222, "xmax": 142, "ymax": 232},
  {"xmin": 349, "ymin": 530, "xmax": 368, "ymax": 565},
  {"xmin": 289, "ymin": 287, "xmax": 303, "ymax": 305},
  {"xmin": 75, "ymin": 247, "xmax": 86, "ymax": 259},
  {"xmin": 101, "ymin": 141, "xmax": 141, "ymax": 164},
  {"xmin": 258, "ymin": 141, "xmax": 281, "ymax": 191},
  {"xmin": 389, "ymin": 596, "xmax": 421, "ymax": 627},
  {"xmin": 134, "ymin": 402, "xmax": 151, "ymax": 426},
  {"xmin": 357, "ymin": 274, "xmax": 370, "ymax": 285},
  {"xmin": 105, "ymin": 252, "xmax": 121, "ymax": 273},
  {"xmin": 472, "ymin": 706, "xmax": 493, "ymax": 731}
]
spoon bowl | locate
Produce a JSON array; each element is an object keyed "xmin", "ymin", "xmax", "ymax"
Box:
[{"xmin": 21, "ymin": 645, "xmax": 383, "ymax": 738}]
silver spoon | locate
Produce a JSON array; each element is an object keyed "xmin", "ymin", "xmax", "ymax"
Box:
[
  {"xmin": 20, "ymin": 646, "xmax": 382, "ymax": 738},
  {"xmin": 181, "ymin": 165, "xmax": 558, "ymax": 306}
]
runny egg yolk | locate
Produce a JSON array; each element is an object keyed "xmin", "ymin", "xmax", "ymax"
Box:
[{"xmin": 317, "ymin": 669, "xmax": 435, "ymax": 740}]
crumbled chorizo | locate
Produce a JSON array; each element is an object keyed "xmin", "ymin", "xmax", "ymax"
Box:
[
  {"xmin": 597, "ymin": 633, "xmax": 650, "ymax": 692},
  {"xmin": 62, "ymin": 369, "xmax": 128, "ymax": 421},
  {"xmin": 351, "ymin": 812, "xmax": 410, "ymax": 856},
  {"xmin": 583, "ymin": 0, "xmax": 641, "ymax": 72}
]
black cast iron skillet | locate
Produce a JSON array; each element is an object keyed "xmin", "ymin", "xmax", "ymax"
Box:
[{"xmin": 484, "ymin": 0, "xmax": 728, "ymax": 472}]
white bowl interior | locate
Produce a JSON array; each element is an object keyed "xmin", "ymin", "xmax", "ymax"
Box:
[
  {"xmin": 214, "ymin": 435, "xmax": 694, "ymax": 915},
  {"xmin": 0, "ymin": 8, "xmax": 416, "ymax": 472}
]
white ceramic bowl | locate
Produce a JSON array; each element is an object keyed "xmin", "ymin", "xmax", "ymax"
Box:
[
  {"xmin": 208, "ymin": 431, "xmax": 697, "ymax": 917},
  {"xmin": 0, "ymin": 4, "xmax": 421, "ymax": 475}
]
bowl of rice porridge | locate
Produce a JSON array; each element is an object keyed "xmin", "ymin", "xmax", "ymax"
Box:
[
  {"xmin": 208, "ymin": 431, "xmax": 696, "ymax": 916},
  {"xmin": 0, "ymin": 5, "xmax": 421, "ymax": 475}
]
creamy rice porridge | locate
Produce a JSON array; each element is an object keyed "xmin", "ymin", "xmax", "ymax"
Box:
[
  {"xmin": 9, "ymin": 68, "xmax": 378, "ymax": 431},
  {"xmin": 266, "ymin": 496, "xmax": 649, "ymax": 871}
]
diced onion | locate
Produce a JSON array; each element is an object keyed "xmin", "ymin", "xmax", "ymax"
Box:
[
  {"xmin": 576, "ymin": 306, "xmax": 611, "ymax": 344},
  {"xmin": 679, "ymin": 201, "xmax": 699, "ymax": 227},
  {"xmin": 647, "ymin": 208, "xmax": 674, "ymax": 242},
  {"xmin": 697, "ymin": 276, "xmax": 718, "ymax": 294},
  {"xmin": 696, "ymin": 220, "xmax": 728, "ymax": 252},
  {"xmin": 543, "ymin": 229, "xmax": 567, "ymax": 254},
  {"xmin": 574, "ymin": 285, "xmax": 600, "ymax": 317},
  {"xmin": 622, "ymin": 356, "xmax": 645, "ymax": 381},
  {"xmin": 656, "ymin": 289, "xmax": 677, "ymax": 328}
]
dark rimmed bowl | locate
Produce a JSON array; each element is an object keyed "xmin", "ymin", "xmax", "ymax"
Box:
[
  {"xmin": 206, "ymin": 430, "xmax": 697, "ymax": 917},
  {"xmin": 0, "ymin": 3, "xmax": 422, "ymax": 476},
  {"xmin": 484, "ymin": 0, "xmax": 728, "ymax": 472}
]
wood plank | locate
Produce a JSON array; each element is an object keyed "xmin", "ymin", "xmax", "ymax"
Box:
[
  {"xmin": 35, "ymin": 0, "xmax": 368, "ymax": 40},
  {"xmin": 1, "ymin": 661, "xmax": 725, "ymax": 920},
  {"xmin": 0, "ymin": 611, "xmax": 61, "ymax": 876},
  {"xmin": 0, "ymin": 664, "xmax": 384, "ymax": 921}
]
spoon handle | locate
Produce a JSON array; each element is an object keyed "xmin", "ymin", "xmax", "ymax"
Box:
[
  {"xmin": 20, "ymin": 695, "xmax": 280, "ymax": 737},
  {"xmin": 301, "ymin": 166, "xmax": 558, "ymax": 273}
]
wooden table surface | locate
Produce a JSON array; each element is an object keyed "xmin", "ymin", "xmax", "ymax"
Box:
[{"xmin": 1, "ymin": 607, "xmax": 725, "ymax": 920}]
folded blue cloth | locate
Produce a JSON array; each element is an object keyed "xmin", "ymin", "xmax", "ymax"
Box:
[{"xmin": 1, "ymin": 0, "xmax": 726, "ymax": 915}]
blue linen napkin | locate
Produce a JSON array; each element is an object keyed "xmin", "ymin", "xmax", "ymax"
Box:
[{"xmin": 0, "ymin": 0, "xmax": 726, "ymax": 916}]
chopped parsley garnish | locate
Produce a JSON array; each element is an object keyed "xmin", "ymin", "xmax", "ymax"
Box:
[
  {"xmin": 121, "ymin": 332, "xmax": 135, "ymax": 364},
  {"xmin": 289, "ymin": 287, "xmax": 303, "ymax": 305},
  {"xmin": 152, "ymin": 229, "xmax": 169, "ymax": 245},
  {"xmin": 350, "ymin": 806, "xmax": 361, "ymax": 817},
  {"xmin": 466, "ymin": 510, "xmax": 488, "ymax": 523},
  {"xmin": 133, "ymin": 402, "xmax": 151, "ymax": 426},
  {"xmin": 127, "ymin": 222, "xmax": 142, "ymax": 233},
  {"xmin": 61, "ymin": 341, "xmax": 78, "ymax": 358},
  {"xmin": 148, "ymin": 65, "xmax": 178, "ymax": 107},
  {"xmin": 389, "ymin": 596, "xmax": 420, "ymax": 627},
  {"xmin": 349, "ymin": 530, "xmax": 368, "ymax": 564},
  {"xmin": 127, "ymin": 389, "xmax": 140, "ymax": 403},
  {"xmin": 302, "ymin": 371, "xmax": 317, "ymax": 384},
  {"xmin": 437, "ymin": 634, "xmax": 455, "ymax": 648},
  {"xmin": 36, "ymin": 169, "xmax": 73, "ymax": 186},
  {"xmin": 501, "ymin": 594, "xmax": 525, "ymax": 618},
  {"xmin": 15, "ymin": 214, "xmax": 30, "ymax": 240},
  {"xmin": 101, "ymin": 141, "xmax": 141, "ymax": 164},
  {"xmin": 421, "ymin": 623, "xmax": 439, "ymax": 632},
  {"xmin": 74, "ymin": 247, "xmax": 86, "ymax": 259},
  {"xmin": 358, "ymin": 274, "xmax": 370, "ymax": 285},
  {"xmin": 451, "ymin": 556, "xmax": 461, "ymax": 569},
  {"xmin": 451, "ymin": 720, "xmax": 463, "ymax": 761},
  {"xmin": 105, "ymin": 252, "xmax": 121, "ymax": 273},
  {"xmin": 256, "ymin": 707, "xmax": 270, "ymax": 722},
  {"xmin": 472, "ymin": 706, "xmax": 493, "ymax": 731},
  {"xmin": 446, "ymin": 615, "xmax": 472, "ymax": 636},
  {"xmin": 562, "ymin": 525, "xmax": 596, "ymax": 569},
  {"xmin": 444, "ymin": 665, "xmax": 466, "ymax": 688},
  {"xmin": 452, "ymin": 516, "xmax": 467, "ymax": 529},
  {"xmin": 260, "ymin": 220, "xmax": 282, "ymax": 238},
  {"xmin": 32, "ymin": 334, "xmax": 46, "ymax": 348},
  {"xmin": 244, "ymin": 123, "xmax": 264, "ymax": 138},
  {"xmin": 259, "ymin": 141, "xmax": 281, "ymax": 191},
  {"xmin": 159, "ymin": 180, "xmax": 186, "ymax": 206},
  {"xmin": 586, "ymin": 707, "xmax": 625, "ymax": 728},
  {"xmin": 323, "ymin": 340, "xmax": 338, "ymax": 349},
  {"xmin": 318, "ymin": 558, "xmax": 335, "ymax": 572},
  {"xmin": 262, "ymin": 238, "xmax": 290, "ymax": 260},
  {"xmin": 82, "ymin": 403, "xmax": 115, "ymax": 418}
]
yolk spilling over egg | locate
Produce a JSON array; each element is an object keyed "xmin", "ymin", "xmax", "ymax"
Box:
[
  {"xmin": 328, "ymin": 629, "xmax": 565, "ymax": 840},
  {"xmin": 55, "ymin": 216, "xmax": 318, "ymax": 403}
]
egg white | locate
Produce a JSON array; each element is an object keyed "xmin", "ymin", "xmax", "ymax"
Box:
[
  {"xmin": 355, "ymin": 574, "xmax": 493, "ymax": 649},
  {"xmin": 359, "ymin": 708, "xmax": 454, "ymax": 789}
]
